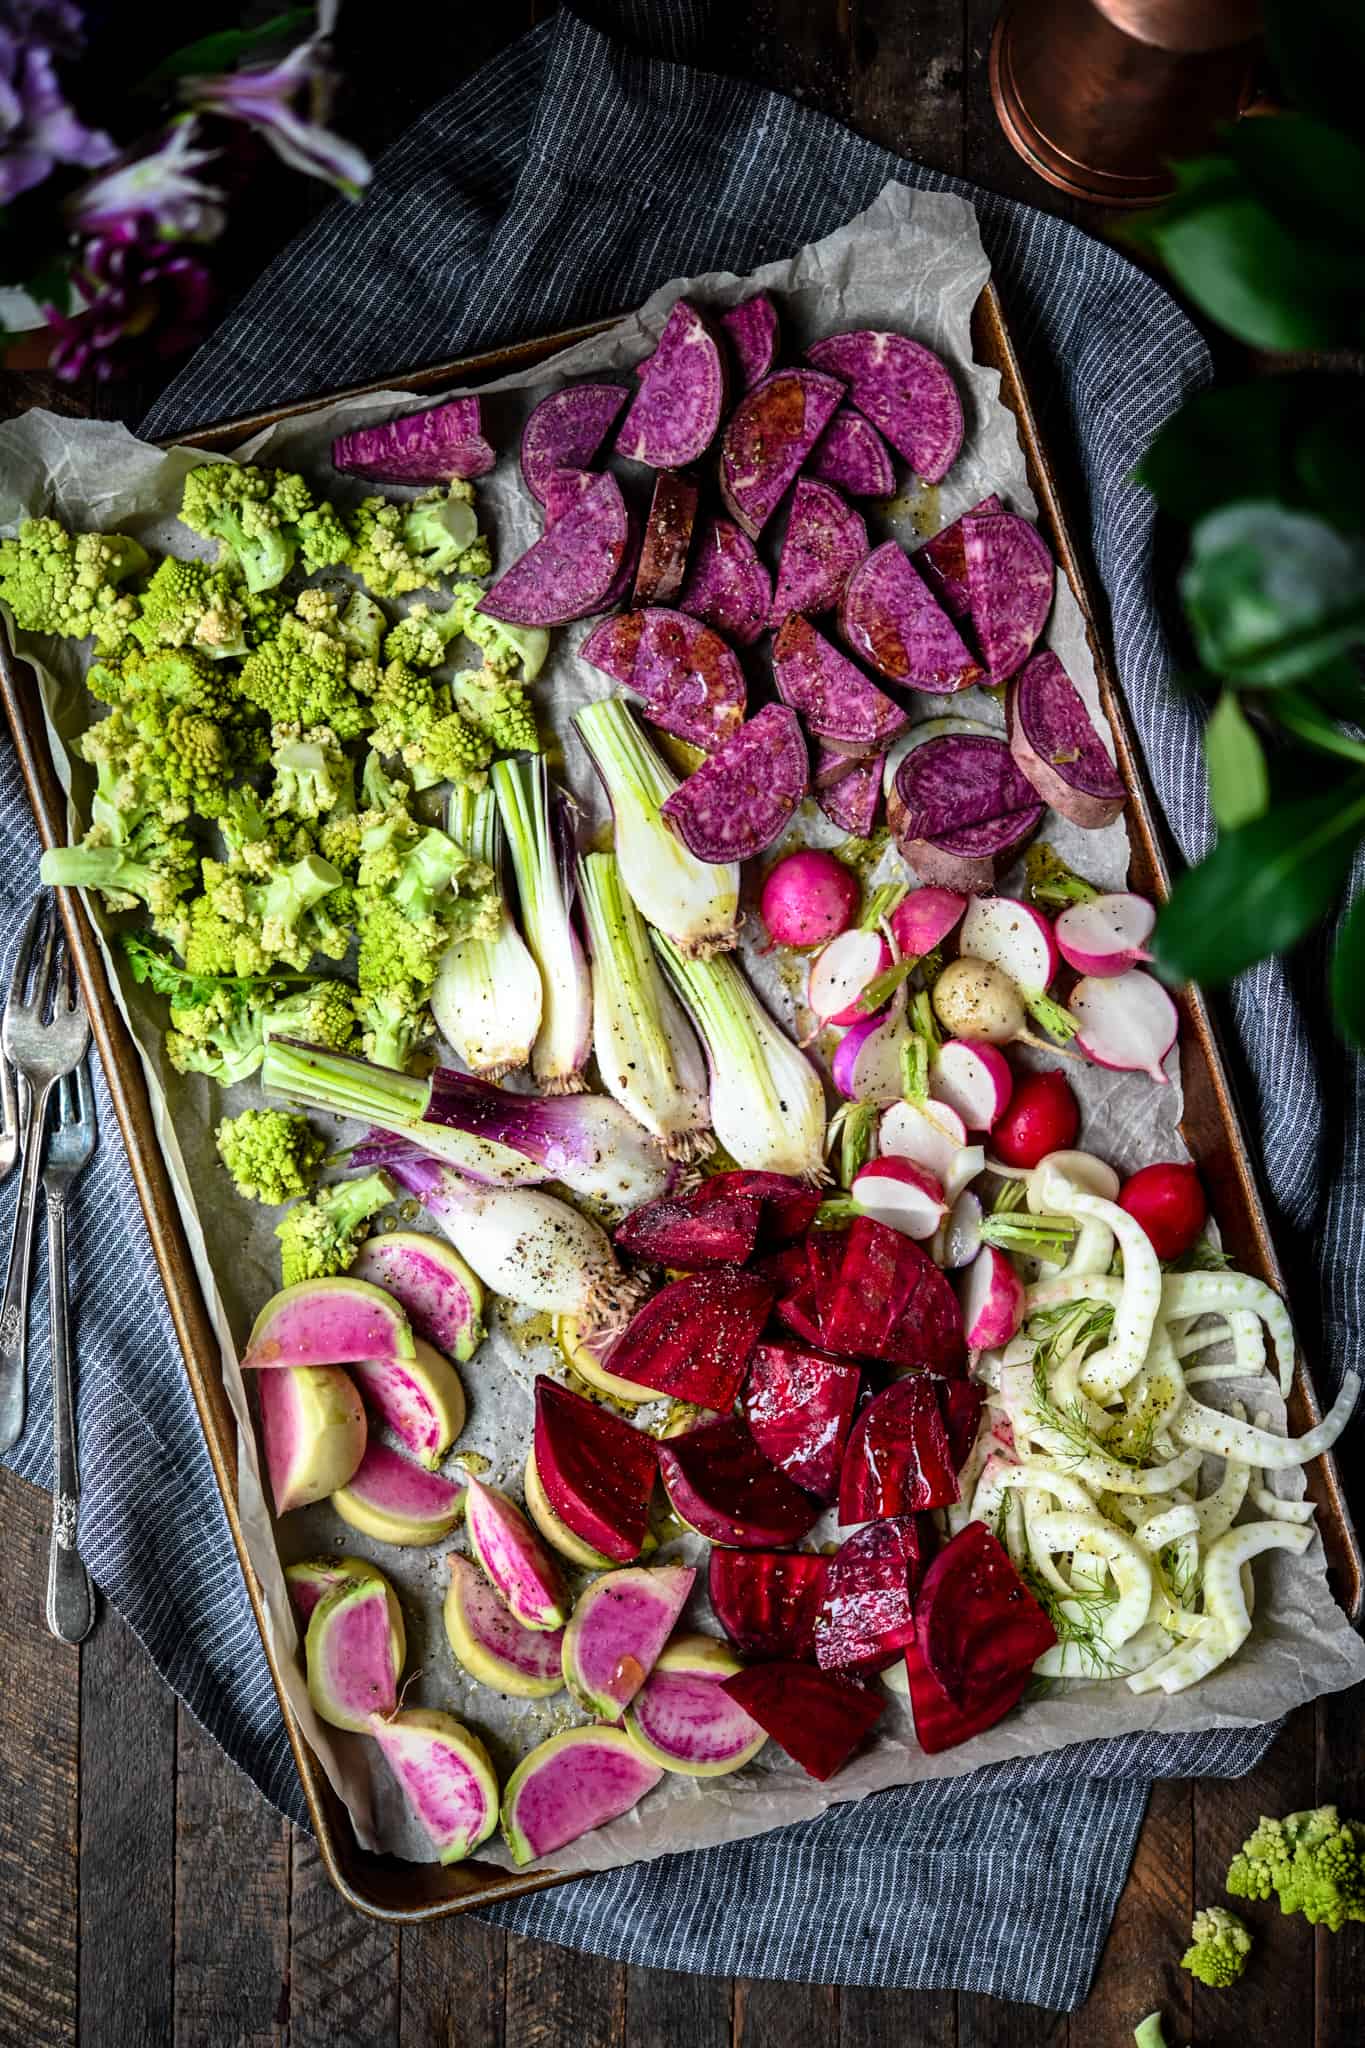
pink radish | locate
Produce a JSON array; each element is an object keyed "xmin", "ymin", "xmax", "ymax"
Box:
[
  {"xmin": 959, "ymin": 897, "xmax": 1075, "ymax": 1041},
  {"xmin": 761, "ymin": 850, "xmax": 860, "ymax": 949},
  {"xmin": 1069, "ymin": 970, "xmax": 1178, "ymax": 1084},
  {"xmin": 879, "ymin": 1097, "xmax": 967, "ymax": 1179},
  {"xmin": 990, "ymin": 1071, "xmax": 1080, "ymax": 1170},
  {"xmin": 1054, "ymin": 892, "xmax": 1155, "ymax": 977},
  {"xmin": 831, "ymin": 1006, "xmax": 910, "ymax": 1103},
  {"xmin": 889, "ymin": 887, "xmax": 966, "ymax": 958},
  {"xmin": 1118, "ymin": 1162, "xmax": 1207, "ymax": 1260},
  {"xmin": 930, "ymin": 1039, "xmax": 1014, "ymax": 1131},
  {"xmin": 935, "ymin": 1189, "xmax": 983, "ymax": 1269},
  {"xmin": 808, "ymin": 927, "xmax": 892, "ymax": 1027},
  {"xmin": 851, "ymin": 1157, "xmax": 947, "ymax": 1240},
  {"xmin": 960, "ymin": 1245, "xmax": 1025, "ymax": 1348}
]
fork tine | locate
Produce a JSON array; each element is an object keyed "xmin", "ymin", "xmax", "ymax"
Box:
[
  {"xmin": 75, "ymin": 1057, "xmax": 93, "ymax": 1128},
  {"xmin": 4, "ymin": 893, "xmax": 50, "ymax": 1020},
  {"xmin": 57, "ymin": 1073, "xmax": 75, "ymax": 1126},
  {"xmin": 58, "ymin": 946, "xmax": 78, "ymax": 1017},
  {"xmin": 29, "ymin": 900, "xmax": 59, "ymax": 1021}
]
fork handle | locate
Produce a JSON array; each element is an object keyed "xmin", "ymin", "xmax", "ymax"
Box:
[
  {"xmin": 0, "ymin": 1076, "xmax": 51, "ymax": 1452},
  {"xmin": 45, "ymin": 1185, "xmax": 94, "ymax": 1645}
]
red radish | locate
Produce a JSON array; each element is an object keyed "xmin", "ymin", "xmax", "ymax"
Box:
[
  {"xmin": 889, "ymin": 886, "xmax": 966, "ymax": 958},
  {"xmin": 960, "ymin": 1245, "xmax": 1025, "ymax": 1349},
  {"xmin": 958, "ymin": 897, "xmax": 1075, "ymax": 1042},
  {"xmin": 930, "ymin": 1039, "xmax": 1013, "ymax": 1132},
  {"xmin": 880, "ymin": 1097, "xmax": 967, "ymax": 1179},
  {"xmin": 831, "ymin": 1005, "xmax": 911, "ymax": 1103},
  {"xmin": 760, "ymin": 849, "xmax": 860, "ymax": 949},
  {"xmin": 943, "ymin": 1144, "xmax": 986, "ymax": 1204},
  {"xmin": 808, "ymin": 927, "xmax": 891, "ymax": 1026},
  {"xmin": 990, "ymin": 1070, "xmax": 1080, "ymax": 1169},
  {"xmin": 935, "ymin": 1188, "xmax": 983, "ymax": 1269},
  {"xmin": 851, "ymin": 1156, "xmax": 947, "ymax": 1239},
  {"xmin": 1055, "ymin": 893, "xmax": 1155, "ymax": 978},
  {"xmin": 1069, "ymin": 969, "xmax": 1178, "ymax": 1083},
  {"xmin": 1118, "ymin": 1162, "xmax": 1207, "ymax": 1260}
]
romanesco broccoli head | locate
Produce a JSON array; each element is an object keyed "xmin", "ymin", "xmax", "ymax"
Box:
[
  {"xmin": 453, "ymin": 665, "xmax": 540, "ymax": 754},
  {"xmin": 1227, "ymin": 1807, "xmax": 1365, "ymax": 1930},
  {"xmin": 215, "ymin": 1109, "xmax": 326, "ymax": 1206},
  {"xmin": 237, "ymin": 608, "xmax": 374, "ymax": 739},
  {"xmin": 179, "ymin": 462, "xmax": 351, "ymax": 592},
  {"xmin": 1179, "ymin": 1905, "xmax": 1251, "ymax": 1988},
  {"xmin": 0, "ymin": 519, "xmax": 150, "ymax": 651},
  {"xmin": 275, "ymin": 1171, "xmax": 395, "ymax": 1286},
  {"xmin": 128, "ymin": 556, "xmax": 250, "ymax": 659},
  {"xmin": 165, "ymin": 985, "xmax": 269, "ymax": 1086},
  {"xmin": 261, "ymin": 980, "xmax": 358, "ymax": 1053},
  {"xmin": 383, "ymin": 603, "xmax": 461, "ymax": 670}
]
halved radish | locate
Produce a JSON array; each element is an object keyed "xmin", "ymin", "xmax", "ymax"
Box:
[
  {"xmin": 879, "ymin": 1097, "xmax": 967, "ymax": 1178},
  {"xmin": 807, "ymin": 927, "xmax": 891, "ymax": 1027},
  {"xmin": 624, "ymin": 1633, "xmax": 768, "ymax": 1776},
  {"xmin": 934, "ymin": 1188, "xmax": 983, "ymax": 1270},
  {"xmin": 1054, "ymin": 893, "xmax": 1155, "ymax": 978},
  {"xmin": 831, "ymin": 1007, "xmax": 910, "ymax": 1103},
  {"xmin": 930, "ymin": 1040, "xmax": 1013, "ymax": 1131},
  {"xmin": 889, "ymin": 886, "xmax": 966, "ymax": 958},
  {"xmin": 851, "ymin": 1156, "xmax": 946, "ymax": 1240},
  {"xmin": 958, "ymin": 897, "xmax": 1074, "ymax": 1041},
  {"xmin": 1069, "ymin": 970, "xmax": 1178, "ymax": 1083},
  {"xmin": 960, "ymin": 1245, "xmax": 1025, "ymax": 1348}
]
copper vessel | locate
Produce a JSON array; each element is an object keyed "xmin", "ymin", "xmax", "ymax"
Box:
[{"xmin": 991, "ymin": 0, "xmax": 1263, "ymax": 206}]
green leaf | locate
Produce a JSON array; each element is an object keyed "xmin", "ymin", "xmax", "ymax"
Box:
[
  {"xmin": 1296, "ymin": 392, "xmax": 1365, "ymax": 534},
  {"xmin": 1204, "ymin": 692, "xmax": 1269, "ymax": 828},
  {"xmin": 141, "ymin": 9, "xmax": 312, "ymax": 88},
  {"xmin": 1330, "ymin": 890, "xmax": 1365, "ymax": 1047},
  {"xmin": 1224, "ymin": 114, "xmax": 1365, "ymax": 252},
  {"xmin": 1270, "ymin": 687, "xmax": 1365, "ymax": 766},
  {"xmin": 1134, "ymin": 381, "xmax": 1302, "ymax": 526},
  {"xmin": 1265, "ymin": 0, "xmax": 1365, "ymax": 137},
  {"xmin": 1152, "ymin": 783, "xmax": 1365, "ymax": 986},
  {"xmin": 1181, "ymin": 502, "xmax": 1365, "ymax": 686}
]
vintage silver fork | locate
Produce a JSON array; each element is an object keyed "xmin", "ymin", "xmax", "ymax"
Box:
[
  {"xmin": 0, "ymin": 1021, "xmax": 17, "ymax": 1185},
  {"xmin": 0, "ymin": 896, "xmax": 90, "ymax": 1454},
  {"xmin": 43, "ymin": 1042, "xmax": 97, "ymax": 1643}
]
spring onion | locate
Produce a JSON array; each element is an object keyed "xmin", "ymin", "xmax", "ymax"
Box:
[
  {"xmin": 431, "ymin": 787, "xmax": 543, "ymax": 1079},
  {"xmin": 492, "ymin": 756, "xmax": 591, "ymax": 1094}
]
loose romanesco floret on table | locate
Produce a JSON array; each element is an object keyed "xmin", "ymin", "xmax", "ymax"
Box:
[
  {"xmin": 276, "ymin": 1171, "xmax": 396, "ymax": 1286},
  {"xmin": 444, "ymin": 579, "xmax": 549, "ymax": 680},
  {"xmin": 128, "ymin": 556, "xmax": 251, "ymax": 658},
  {"xmin": 215, "ymin": 1109, "xmax": 326, "ymax": 1205},
  {"xmin": 236, "ymin": 602, "xmax": 375, "ymax": 739},
  {"xmin": 1227, "ymin": 1806, "xmax": 1365, "ymax": 1930},
  {"xmin": 1179, "ymin": 1905, "xmax": 1251, "ymax": 1988},
  {"xmin": 453, "ymin": 664, "xmax": 540, "ymax": 754},
  {"xmin": 179, "ymin": 462, "xmax": 351, "ymax": 592},
  {"xmin": 0, "ymin": 518, "xmax": 150, "ymax": 652}
]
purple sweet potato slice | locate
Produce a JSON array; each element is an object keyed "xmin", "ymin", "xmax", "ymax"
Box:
[
  {"xmin": 743, "ymin": 1341, "xmax": 861, "ymax": 1501},
  {"xmin": 718, "ymin": 1661, "xmax": 884, "ymax": 1781},
  {"xmin": 806, "ymin": 330, "xmax": 962, "ymax": 484},
  {"xmin": 720, "ymin": 368, "xmax": 845, "ymax": 540},
  {"xmin": 616, "ymin": 299, "xmax": 729, "ymax": 468},
  {"xmin": 677, "ymin": 517, "xmax": 771, "ymax": 647},
  {"xmin": 661, "ymin": 704, "xmax": 807, "ymax": 863},
  {"xmin": 541, "ymin": 467, "xmax": 597, "ymax": 527},
  {"xmin": 658, "ymin": 1415, "xmax": 822, "ymax": 1549},
  {"xmin": 708, "ymin": 1549, "xmax": 828, "ymax": 1662},
  {"xmin": 533, "ymin": 1376, "xmax": 658, "ymax": 1564},
  {"xmin": 607, "ymin": 1268, "xmax": 776, "ymax": 1409},
  {"xmin": 814, "ymin": 1517, "xmax": 924, "ymax": 1673},
  {"xmin": 839, "ymin": 1376, "xmax": 959, "ymax": 1522},
  {"xmin": 840, "ymin": 541, "xmax": 984, "ymax": 692},
  {"xmin": 581, "ymin": 607, "xmax": 746, "ymax": 751},
  {"xmin": 914, "ymin": 1521, "xmax": 1056, "ymax": 1710},
  {"xmin": 520, "ymin": 383, "xmax": 627, "ymax": 503},
  {"xmin": 332, "ymin": 397, "xmax": 494, "ymax": 483},
  {"xmin": 479, "ymin": 472, "xmax": 628, "ymax": 626},
  {"xmin": 690, "ymin": 1169, "xmax": 821, "ymax": 1246},
  {"xmin": 964, "ymin": 511, "xmax": 1055, "ymax": 682},
  {"xmin": 813, "ymin": 742, "xmax": 868, "ymax": 791},
  {"xmin": 720, "ymin": 293, "xmax": 779, "ymax": 393},
  {"xmin": 769, "ymin": 481, "xmax": 869, "ymax": 627},
  {"xmin": 889, "ymin": 734, "xmax": 1044, "ymax": 892},
  {"xmin": 1007, "ymin": 649, "xmax": 1125, "ymax": 828},
  {"xmin": 806, "ymin": 408, "xmax": 896, "ymax": 498},
  {"xmin": 938, "ymin": 1378, "xmax": 986, "ymax": 1472},
  {"xmin": 773, "ymin": 615, "xmax": 907, "ymax": 749},
  {"xmin": 818, "ymin": 752, "xmax": 883, "ymax": 838},
  {"xmin": 915, "ymin": 495, "xmax": 1003, "ymax": 617},
  {"xmin": 904, "ymin": 1633, "xmax": 1031, "ymax": 1755},
  {"xmin": 633, "ymin": 471, "xmax": 699, "ymax": 606},
  {"xmin": 615, "ymin": 1187, "xmax": 763, "ymax": 1267}
]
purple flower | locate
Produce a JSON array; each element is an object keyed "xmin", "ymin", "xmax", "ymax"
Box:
[
  {"xmin": 183, "ymin": 16, "xmax": 370, "ymax": 200},
  {"xmin": 67, "ymin": 119, "xmax": 225, "ymax": 244},
  {"xmin": 0, "ymin": 2, "xmax": 116, "ymax": 204},
  {"xmin": 43, "ymin": 232, "xmax": 213, "ymax": 382}
]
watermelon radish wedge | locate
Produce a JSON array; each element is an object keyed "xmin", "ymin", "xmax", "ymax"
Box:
[
  {"xmin": 561, "ymin": 1563, "xmax": 696, "ymax": 1719},
  {"xmin": 368, "ymin": 1708, "xmax": 500, "ymax": 1864},
  {"xmin": 625, "ymin": 1634, "xmax": 768, "ymax": 1776},
  {"xmin": 350, "ymin": 1232, "xmax": 484, "ymax": 1362},
  {"xmin": 350, "ymin": 1338, "xmax": 465, "ymax": 1472},
  {"xmin": 718, "ymin": 1662, "xmax": 884, "ymax": 1782},
  {"xmin": 604, "ymin": 1267, "xmax": 775, "ymax": 1409},
  {"xmin": 614, "ymin": 1187, "xmax": 763, "ymax": 1268},
  {"xmin": 243, "ymin": 1277, "xmax": 415, "ymax": 1370},
  {"xmin": 903, "ymin": 1634, "xmax": 1032, "ymax": 1755},
  {"xmin": 814, "ymin": 1517, "xmax": 924, "ymax": 1674},
  {"xmin": 658, "ymin": 1415, "xmax": 822, "ymax": 1549},
  {"xmin": 305, "ymin": 1572, "xmax": 405, "ymax": 1732},
  {"xmin": 742, "ymin": 1341, "xmax": 861, "ymax": 1501},
  {"xmin": 915, "ymin": 1521, "xmax": 1056, "ymax": 1710},
  {"xmin": 285, "ymin": 1554, "xmax": 384, "ymax": 1626},
  {"xmin": 443, "ymin": 1554, "xmax": 565, "ymax": 1699},
  {"xmin": 501, "ymin": 1726, "xmax": 664, "ymax": 1866},
  {"xmin": 839, "ymin": 1376, "xmax": 960, "ymax": 1522},
  {"xmin": 465, "ymin": 1480, "xmax": 567, "ymax": 1632},
  {"xmin": 533, "ymin": 1376, "xmax": 658, "ymax": 1563},
  {"xmin": 707, "ymin": 1549, "xmax": 828, "ymax": 1662},
  {"xmin": 257, "ymin": 1364, "xmax": 366, "ymax": 1515},
  {"xmin": 332, "ymin": 1441, "xmax": 466, "ymax": 1547}
]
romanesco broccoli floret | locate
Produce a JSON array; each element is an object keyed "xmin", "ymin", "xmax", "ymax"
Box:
[
  {"xmin": 445, "ymin": 580, "xmax": 549, "ymax": 680},
  {"xmin": 382, "ymin": 603, "xmax": 463, "ymax": 670},
  {"xmin": 171, "ymin": 852, "xmax": 345, "ymax": 978},
  {"xmin": 1179, "ymin": 1906, "xmax": 1251, "ymax": 1988},
  {"xmin": 179, "ymin": 462, "xmax": 351, "ymax": 591},
  {"xmin": 351, "ymin": 828, "xmax": 496, "ymax": 1067},
  {"xmin": 452, "ymin": 664, "xmax": 540, "ymax": 754},
  {"xmin": 40, "ymin": 815, "xmax": 198, "ymax": 921},
  {"xmin": 367, "ymin": 658, "xmax": 491, "ymax": 791},
  {"xmin": 266, "ymin": 726, "xmax": 354, "ymax": 822},
  {"xmin": 236, "ymin": 606, "xmax": 374, "ymax": 739},
  {"xmin": 129, "ymin": 556, "xmax": 250, "ymax": 659},
  {"xmin": 166, "ymin": 987, "xmax": 270, "ymax": 1085},
  {"xmin": 345, "ymin": 483, "xmax": 488, "ymax": 601},
  {"xmin": 353, "ymin": 984, "xmax": 431, "ymax": 1072},
  {"xmin": 1227, "ymin": 1806, "xmax": 1365, "ymax": 1931},
  {"xmin": 0, "ymin": 518, "xmax": 150, "ymax": 651},
  {"xmin": 261, "ymin": 980, "xmax": 358, "ymax": 1053},
  {"xmin": 215, "ymin": 1109, "xmax": 326, "ymax": 1205},
  {"xmin": 275, "ymin": 1171, "xmax": 395, "ymax": 1286}
]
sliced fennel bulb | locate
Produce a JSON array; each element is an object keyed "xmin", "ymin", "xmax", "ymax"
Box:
[
  {"xmin": 492, "ymin": 756, "xmax": 591, "ymax": 1094},
  {"xmin": 432, "ymin": 787, "xmax": 542, "ymax": 1078},
  {"xmin": 574, "ymin": 696, "xmax": 739, "ymax": 957},
  {"xmin": 652, "ymin": 931, "xmax": 826, "ymax": 1179},
  {"xmin": 578, "ymin": 851, "xmax": 710, "ymax": 1160}
]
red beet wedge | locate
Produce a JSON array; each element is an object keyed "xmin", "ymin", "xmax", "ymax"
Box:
[
  {"xmin": 774, "ymin": 1279, "xmax": 826, "ymax": 1350},
  {"xmin": 743, "ymin": 1341, "xmax": 861, "ymax": 1501},
  {"xmin": 533, "ymin": 1377, "xmax": 658, "ymax": 1564},
  {"xmin": 914, "ymin": 1521, "xmax": 1056, "ymax": 1710},
  {"xmin": 839, "ymin": 1377, "xmax": 959, "ymax": 1523},
  {"xmin": 615, "ymin": 1188, "xmax": 762, "ymax": 1267},
  {"xmin": 719, "ymin": 1662, "xmax": 884, "ymax": 1781},
  {"xmin": 708, "ymin": 1549, "xmax": 828, "ymax": 1662},
  {"xmin": 694, "ymin": 1170, "xmax": 823, "ymax": 1246},
  {"xmin": 820, "ymin": 1217, "xmax": 965, "ymax": 1373},
  {"xmin": 903, "ymin": 1634, "xmax": 1032, "ymax": 1755},
  {"xmin": 606, "ymin": 1268, "xmax": 776, "ymax": 1409},
  {"xmin": 658, "ymin": 1415, "xmax": 822, "ymax": 1548},
  {"xmin": 937, "ymin": 1379, "xmax": 986, "ymax": 1472},
  {"xmin": 814, "ymin": 1517, "xmax": 924, "ymax": 1674},
  {"xmin": 880, "ymin": 1256, "xmax": 968, "ymax": 1378}
]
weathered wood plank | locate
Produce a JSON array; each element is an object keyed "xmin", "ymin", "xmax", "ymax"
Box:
[
  {"xmin": 0, "ymin": 1469, "xmax": 79, "ymax": 2048},
  {"xmin": 503, "ymin": 1935, "xmax": 625, "ymax": 2048},
  {"xmin": 957, "ymin": 1990, "xmax": 1066, "ymax": 2048},
  {"xmin": 1316, "ymin": 1682, "xmax": 1365, "ymax": 2048},
  {"xmin": 699, "ymin": 0, "xmax": 856, "ymax": 127},
  {"xmin": 734, "ymin": 1978, "xmax": 839, "ymax": 2048},
  {"xmin": 400, "ymin": 1916, "xmax": 505, "ymax": 2048},
  {"xmin": 841, "ymin": 1986, "xmax": 956, "ymax": 2047},
  {"xmin": 78, "ymin": 1606, "xmax": 176, "ymax": 2048},
  {"xmin": 626, "ymin": 1964, "xmax": 730, "ymax": 2048},
  {"xmin": 1076, "ymin": 1777, "xmax": 1190, "ymax": 2048},
  {"xmin": 172, "ymin": 1705, "xmax": 290, "ymax": 2048},
  {"xmin": 848, "ymin": 0, "xmax": 966, "ymax": 171},
  {"xmin": 290, "ymin": 1829, "xmax": 400, "ymax": 2048}
]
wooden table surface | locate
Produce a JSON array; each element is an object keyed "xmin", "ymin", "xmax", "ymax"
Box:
[{"xmin": 1, "ymin": 5, "xmax": 1362, "ymax": 2045}]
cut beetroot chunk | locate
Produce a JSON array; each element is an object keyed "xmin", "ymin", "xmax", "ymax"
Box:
[
  {"xmin": 332, "ymin": 397, "xmax": 494, "ymax": 483},
  {"xmin": 693, "ymin": 1170, "xmax": 821, "ymax": 1246},
  {"xmin": 904, "ymin": 1634, "xmax": 1031, "ymax": 1755},
  {"xmin": 804, "ymin": 1223, "xmax": 849, "ymax": 1335},
  {"xmin": 678, "ymin": 517, "xmax": 771, "ymax": 647},
  {"xmin": 721, "ymin": 369, "xmax": 845, "ymax": 540},
  {"xmin": 534, "ymin": 1376, "xmax": 658, "ymax": 1563},
  {"xmin": 840, "ymin": 542, "xmax": 983, "ymax": 692},
  {"xmin": 709, "ymin": 1549, "xmax": 828, "ymax": 1662},
  {"xmin": 479, "ymin": 472, "xmax": 628, "ymax": 626},
  {"xmin": 914, "ymin": 495, "xmax": 1003, "ymax": 617},
  {"xmin": 806, "ymin": 330, "xmax": 963, "ymax": 485},
  {"xmin": 807, "ymin": 409, "xmax": 896, "ymax": 498},
  {"xmin": 658, "ymin": 1415, "xmax": 822, "ymax": 1548},
  {"xmin": 617, "ymin": 299, "xmax": 729, "ymax": 468},
  {"xmin": 818, "ymin": 751, "xmax": 883, "ymax": 838},
  {"xmin": 743, "ymin": 1341, "xmax": 862, "ymax": 1501},
  {"xmin": 661, "ymin": 704, "xmax": 808, "ymax": 863},
  {"xmin": 880, "ymin": 1257, "xmax": 968, "ymax": 1379},
  {"xmin": 1007, "ymin": 649, "xmax": 1126, "ymax": 830},
  {"xmin": 769, "ymin": 481, "xmax": 869, "ymax": 627},
  {"xmin": 814, "ymin": 1517, "xmax": 924, "ymax": 1673},
  {"xmin": 521, "ymin": 383, "xmax": 628, "ymax": 503},
  {"xmin": 914, "ymin": 1521, "xmax": 1056, "ymax": 1710},
  {"xmin": 964, "ymin": 512, "xmax": 1054, "ymax": 682},
  {"xmin": 774, "ymin": 1277, "xmax": 826, "ymax": 1350},
  {"xmin": 938, "ymin": 1379, "xmax": 986, "ymax": 1472},
  {"xmin": 607, "ymin": 1267, "xmax": 775, "ymax": 1409},
  {"xmin": 839, "ymin": 1375, "xmax": 959, "ymax": 1522},
  {"xmin": 719, "ymin": 1662, "xmax": 884, "ymax": 1781},
  {"xmin": 633, "ymin": 471, "xmax": 699, "ymax": 607},
  {"xmin": 581, "ymin": 607, "xmax": 746, "ymax": 752},
  {"xmin": 615, "ymin": 1187, "xmax": 762, "ymax": 1267},
  {"xmin": 720, "ymin": 293, "xmax": 779, "ymax": 393},
  {"xmin": 818, "ymin": 1216, "xmax": 965, "ymax": 1369},
  {"xmin": 773, "ymin": 615, "xmax": 907, "ymax": 750}
]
